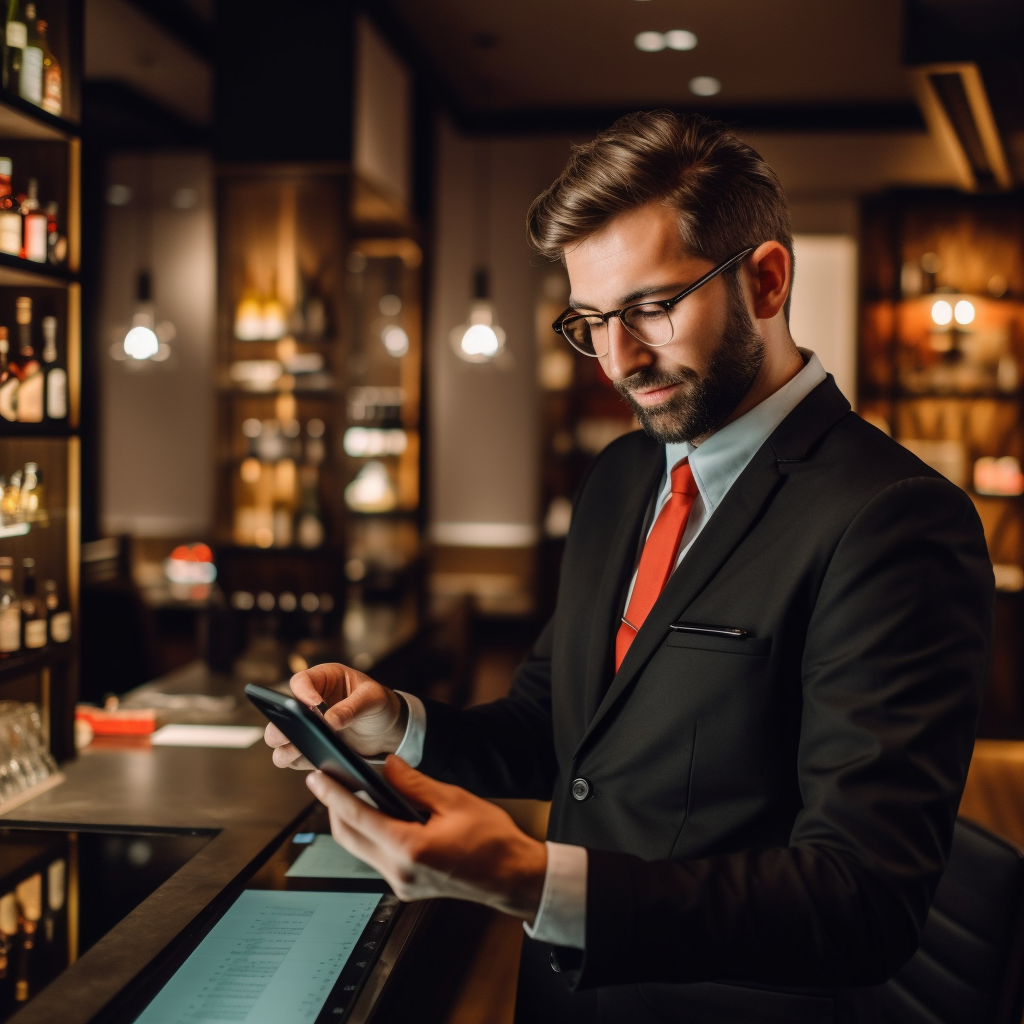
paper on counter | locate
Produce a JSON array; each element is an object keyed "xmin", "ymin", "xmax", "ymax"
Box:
[
  {"xmin": 150, "ymin": 724, "xmax": 264, "ymax": 748},
  {"xmin": 287, "ymin": 834, "xmax": 383, "ymax": 880}
]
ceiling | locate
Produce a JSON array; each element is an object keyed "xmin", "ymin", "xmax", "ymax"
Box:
[{"xmin": 384, "ymin": 0, "xmax": 916, "ymax": 126}]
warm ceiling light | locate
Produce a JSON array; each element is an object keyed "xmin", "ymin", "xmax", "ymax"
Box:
[
  {"xmin": 931, "ymin": 299, "xmax": 953, "ymax": 326},
  {"xmin": 634, "ymin": 31, "xmax": 665, "ymax": 52},
  {"xmin": 954, "ymin": 299, "xmax": 976, "ymax": 326},
  {"xmin": 665, "ymin": 29, "xmax": 697, "ymax": 51},
  {"xmin": 689, "ymin": 76, "xmax": 721, "ymax": 96}
]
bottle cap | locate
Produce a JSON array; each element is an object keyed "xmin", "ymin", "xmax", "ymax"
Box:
[
  {"xmin": 15, "ymin": 297, "xmax": 31, "ymax": 324},
  {"xmin": 0, "ymin": 556, "xmax": 12, "ymax": 569},
  {"xmin": 0, "ymin": 158, "xmax": 12, "ymax": 177},
  {"xmin": 22, "ymin": 558, "xmax": 35, "ymax": 569}
]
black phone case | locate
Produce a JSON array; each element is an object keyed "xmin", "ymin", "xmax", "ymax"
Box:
[{"xmin": 245, "ymin": 683, "xmax": 429, "ymax": 823}]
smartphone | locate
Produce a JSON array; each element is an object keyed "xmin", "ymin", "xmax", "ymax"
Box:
[{"xmin": 245, "ymin": 683, "xmax": 429, "ymax": 823}]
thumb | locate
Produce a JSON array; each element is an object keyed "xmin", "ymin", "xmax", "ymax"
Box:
[{"xmin": 383, "ymin": 756, "xmax": 449, "ymax": 811}]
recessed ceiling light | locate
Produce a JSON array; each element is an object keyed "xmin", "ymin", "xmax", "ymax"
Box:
[
  {"xmin": 665, "ymin": 30, "xmax": 697, "ymax": 51},
  {"xmin": 689, "ymin": 76, "xmax": 721, "ymax": 97},
  {"xmin": 634, "ymin": 31, "xmax": 665, "ymax": 52}
]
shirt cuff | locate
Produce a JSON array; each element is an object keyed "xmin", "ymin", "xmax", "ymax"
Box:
[
  {"xmin": 523, "ymin": 842, "xmax": 587, "ymax": 950},
  {"xmin": 392, "ymin": 691, "xmax": 426, "ymax": 768}
]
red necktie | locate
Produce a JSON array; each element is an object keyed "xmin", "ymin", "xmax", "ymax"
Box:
[{"xmin": 615, "ymin": 460, "xmax": 699, "ymax": 671}]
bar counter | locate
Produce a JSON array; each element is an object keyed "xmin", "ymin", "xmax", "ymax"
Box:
[{"xmin": 0, "ymin": 662, "xmax": 436, "ymax": 1024}]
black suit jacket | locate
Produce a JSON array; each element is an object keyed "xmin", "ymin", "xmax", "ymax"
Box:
[{"xmin": 419, "ymin": 377, "xmax": 994, "ymax": 1023}]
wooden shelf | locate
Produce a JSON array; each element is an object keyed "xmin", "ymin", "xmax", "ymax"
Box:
[
  {"xmin": 0, "ymin": 94, "xmax": 79, "ymax": 141},
  {"xmin": 0, "ymin": 420, "xmax": 78, "ymax": 438},
  {"xmin": 0, "ymin": 643, "xmax": 73, "ymax": 684},
  {"xmin": 0, "ymin": 252, "xmax": 76, "ymax": 287}
]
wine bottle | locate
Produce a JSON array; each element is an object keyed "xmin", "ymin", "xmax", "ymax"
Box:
[
  {"xmin": 20, "ymin": 558, "xmax": 45, "ymax": 650},
  {"xmin": 0, "ymin": 556, "xmax": 20, "ymax": 656},
  {"xmin": 21, "ymin": 179, "xmax": 45, "ymax": 262},
  {"xmin": 41, "ymin": 316, "xmax": 64, "ymax": 419},
  {"xmin": 0, "ymin": 158, "xmax": 21, "ymax": 255},
  {"xmin": 4, "ymin": 0, "xmax": 27, "ymax": 94},
  {"xmin": 0, "ymin": 329, "xmax": 16, "ymax": 421},
  {"xmin": 44, "ymin": 579, "xmax": 69, "ymax": 643},
  {"xmin": 37, "ymin": 17, "xmax": 59, "ymax": 115},
  {"xmin": 13, "ymin": 296, "xmax": 41, "ymax": 422},
  {"xmin": 14, "ymin": 872, "xmax": 40, "ymax": 1003},
  {"xmin": 17, "ymin": 3, "xmax": 41, "ymax": 105}
]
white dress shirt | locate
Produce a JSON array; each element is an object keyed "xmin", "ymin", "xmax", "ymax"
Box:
[{"xmin": 396, "ymin": 350, "xmax": 828, "ymax": 950}]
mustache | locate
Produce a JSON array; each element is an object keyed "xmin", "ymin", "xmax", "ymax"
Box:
[{"xmin": 613, "ymin": 365, "xmax": 698, "ymax": 399}]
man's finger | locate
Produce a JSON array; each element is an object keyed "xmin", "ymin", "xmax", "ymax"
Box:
[
  {"xmin": 264, "ymin": 722, "xmax": 288, "ymax": 748},
  {"xmin": 383, "ymin": 755, "xmax": 454, "ymax": 811},
  {"xmin": 289, "ymin": 663, "xmax": 353, "ymax": 707}
]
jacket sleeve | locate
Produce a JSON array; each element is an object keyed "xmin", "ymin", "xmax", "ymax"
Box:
[
  {"xmin": 570, "ymin": 476, "xmax": 994, "ymax": 989},
  {"xmin": 416, "ymin": 615, "xmax": 559, "ymax": 800}
]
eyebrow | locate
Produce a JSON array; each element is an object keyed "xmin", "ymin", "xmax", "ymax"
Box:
[{"xmin": 569, "ymin": 282, "xmax": 689, "ymax": 312}]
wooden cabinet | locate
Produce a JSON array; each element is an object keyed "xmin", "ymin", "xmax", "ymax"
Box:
[
  {"xmin": 0, "ymin": 0, "xmax": 82, "ymax": 767},
  {"xmin": 859, "ymin": 191, "xmax": 1024, "ymax": 733}
]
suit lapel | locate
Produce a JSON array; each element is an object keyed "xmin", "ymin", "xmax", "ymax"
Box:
[
  {"xmin": 580, "ymin": 442, "xmax": 663, "ymax": 725},
  {"xmin": 571, "ymin": 376, "xmax": 852, "ymax": 762}
]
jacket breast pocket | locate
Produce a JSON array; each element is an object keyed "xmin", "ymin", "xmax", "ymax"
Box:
[{"xmin": 664, "ymin": 630, "xmax": 772, "ymax": 657}]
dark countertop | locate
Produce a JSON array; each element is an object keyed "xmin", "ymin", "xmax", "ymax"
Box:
[{"xmin": 0, "ymin": 662, "xmax": 330, "ymax": 1024}]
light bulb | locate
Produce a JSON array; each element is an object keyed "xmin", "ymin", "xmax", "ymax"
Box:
[
  {"xmin": 123, "ymin": 325, "xmax": 159, "ymax": 360},
  {"xmin": 461, "ymin": 324, "xmax": 500, "ymax": 358},
  {"xmin": 665, "ymin": 29, "xmax": 697, "ymax": 50},
  {"xmin": 382, "ymin": 325, "xmax": 409, "ymax": 357},
  {"xmin": 954, "ymin": 299, "xmax": 975, "ymax": 326},
  {"xmin": 634, "ymin": 31, "xmax": 665, "ymax": 52},
  {"xmin": 931, "ymin": 299, "xmax": 953, "ymax": 326},
  {"xmin": 689, "ymin": 76, "xmax": 721, "ymax": 96},
  {"xmin": 450, "ymin": 297, "xmax": 506, "ymax": 363}
]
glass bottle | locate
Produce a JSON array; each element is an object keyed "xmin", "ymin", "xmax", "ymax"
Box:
[
  {"xmin": 41, "ymin": 315, "xmax": 64, "ymax": 419},
  {"xmin": 17, "ymin": 2, "xmax": 41, "ymax": 105},
  {"xmin": 20, "ymin": 559, "xmax": 45, "ymax": 650},
  {"xmin": 37, "ymin": 17, "xmax": 58, "ymax": 115},
  {"xmin": 13, "ymin": 296, "xmax": 41, "ymax": 423},
  {"xmin": 4, "ymin": 0, "xmax": 28, "ymax": 94},
  {"xmin": 0, "ymin": 557, "xmax": 19, "ymax": 657},
  {"xmin": 0, "ymin": 157, "xmax": 21, "ymax": 255},
  {"xmin": 0, "ymin": 329, "xmax": 16, "ymax": 421},
  {"xmin": 20, "ymin": 179, "xmax": 45, "ymax": 262},
  {"xmin": 43, "ymin": 579, "xmax": 69, "ymax": 643},
  {"xmin": 44, "ymin": 201, "xmax": 64, "ymax": 263},
  {"xmin": 18, "ymin": 462, "xmax": 44, "ymax": 524}
]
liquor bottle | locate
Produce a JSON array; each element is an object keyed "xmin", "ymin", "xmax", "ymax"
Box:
[
  {"xmin": 14, "ymin": 872, "xmax": 41, "ymax": 1003},
  {"xmin": 17, "ymin": 3, "xmax": 42, "ymax": 105},
  {"xmin": 43, "ymin": 579, "xmax": 69, "ymax": 643},
  {"xmin": 37, "ymin": 18, "xmax": 59, "ymax": 115},
  {"xmin": 4, "ymin": 0, "xmax": 28, "ymax": 94},
  {"xmin": 44, "ymin": 201, "xmax": 64, "ymax": 263},
  {"xmin": 0, "ymin": 329, "xmax": 16, "ymax": 421},
  {"xmin": 41, "ymin": 316, "xmax": 64, "ymax": 419},
  {"xmin": 13, "ymin": 297, "xmax": 41, "ymax": 422},
  {"xmin": 0, "ymin": 158, "xmax": 21, "ymax": 255},
  {"xmin": 0, "ymin": 556, "xmax": 20, "ymax": 657},
  {"xmin": 0, "ymin": 890, "xmax": 16, "ymax": 1009},
  {"xmin": 20, "ymin": 558, "xmax": 45, "ymax": 649},
  {"xmin": 18, "ymin": 462, "xmax": 44, "ymax": 524},
  {"xmin": 20, "ymin": 179, "xmax": 45, "ymax": 262},
  {"xmin": 0, "ymin": 469, "xmax": 21, "ymax": 523}
]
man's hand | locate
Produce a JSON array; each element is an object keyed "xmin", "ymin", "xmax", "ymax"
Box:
[
  {"xmin": 307, "ymin": 756, "xmax": 548, "ymax": 923},
  {"xmin": 264, "ymin": 663, "xmax": 408, "ymax": 765}
]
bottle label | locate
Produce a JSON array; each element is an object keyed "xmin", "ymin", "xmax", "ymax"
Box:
[
  {"xmin": 25, "ymin": 618, "xmax": 46, "ymax": 648},
  {"xmin": 0, "ymin": 608, "xmax": 20, "ymax": 652},
  {"xmin": 0, "ymin": 210, "xmax": 21, "ymax": 255},
  {"xmin": 6, "ymin": 21, "xmax": 26, "ymax": 49},
  {"xmin": 46, "ymin": 367, "xmax": 66, "ymax": 420},
  {"xmin": 0, "ymin": 377, "xmax": 17, "ymax": 421},
  {"xmin": 24, "ymin": 214, "xmax": 46, "ymax": 262},
  {"xmin": 19, "ymin": 46, "xmax": 42, "ymax": 104},
  {"xmin": 16, "ymin": 371, "xmax": 42, "ymax": 422},
  {"xmin": 42, "ymin": 65, "xmax": 60, "ymax": 116},
  {"xmin": 49, "ymin": 610, "xmax": 71, "ymax": 643}
]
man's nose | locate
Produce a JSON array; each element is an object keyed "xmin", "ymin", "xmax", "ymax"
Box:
[{"xmin": 600, "ymin": 318, "xmax": 653, "ymax": 381}]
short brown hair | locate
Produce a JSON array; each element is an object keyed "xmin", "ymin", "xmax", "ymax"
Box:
[{"xmin": 527, "ymin": 111, "xmax": 793, "ymax": 311}]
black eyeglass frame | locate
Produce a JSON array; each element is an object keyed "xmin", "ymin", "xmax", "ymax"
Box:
[{"xmin": 552, "ymin": 245, "xmax": 757, "ymax": 356}]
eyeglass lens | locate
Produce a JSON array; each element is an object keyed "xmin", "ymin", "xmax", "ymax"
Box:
[{"xmin": 565, "ymin": 304, "xmax": 674, "ymax": 356}]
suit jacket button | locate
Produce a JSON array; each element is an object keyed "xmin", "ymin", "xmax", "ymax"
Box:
[
  {"xmin": 571, "ymin": 778, "xmax": 591, "ymax": 801},
  {"xmin": 549, "ymin": 951, "xmax": 562, "ymax": 973}
]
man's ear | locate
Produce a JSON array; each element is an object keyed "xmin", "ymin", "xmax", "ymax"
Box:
[{"xmin": 748, "ymin": 241, "xmax": 790, "ymax": 321}]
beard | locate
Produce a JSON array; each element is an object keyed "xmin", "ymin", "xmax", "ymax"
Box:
[{"xmin": 613, "ymin": 283, "xmax": 765, "ymax": 444}]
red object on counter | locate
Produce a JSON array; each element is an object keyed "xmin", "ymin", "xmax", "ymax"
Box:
[{"xmin": 75, "ymin": 706, "xmax": 157, "ymax": 735}]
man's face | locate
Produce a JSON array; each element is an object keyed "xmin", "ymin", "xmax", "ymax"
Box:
[{"xmin": 563, "ymin": 202, "xmax": 764, "ymax": 444}]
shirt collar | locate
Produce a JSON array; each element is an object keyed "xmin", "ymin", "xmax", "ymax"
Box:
[{"xmin": 665, "ymin": 349, "xmax": 828, "ymax": 514}]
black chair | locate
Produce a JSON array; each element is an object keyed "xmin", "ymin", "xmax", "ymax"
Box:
[{"xmin": 839, "ymin": 818, "xmax": 1024, "ymax": 1024}]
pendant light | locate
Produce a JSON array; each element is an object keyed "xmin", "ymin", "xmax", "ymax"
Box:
[{"xmin": 450, "ymin": 141, "xmax": 506, "ymax": 363}]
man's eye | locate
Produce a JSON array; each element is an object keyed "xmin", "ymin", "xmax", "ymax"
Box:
[{"xmin": 630, "ymin": 306, "xmax": 667, "ymax": 321}]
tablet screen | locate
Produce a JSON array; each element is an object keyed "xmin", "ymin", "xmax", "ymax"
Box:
[{"xmin": 132, "ymin": 889, "xmax": 386, "ymax": 1024}]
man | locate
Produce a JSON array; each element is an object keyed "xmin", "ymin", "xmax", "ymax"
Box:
[{"xmin": 266, "ymin": 112, "xmax": 993, "ymax": 1023}]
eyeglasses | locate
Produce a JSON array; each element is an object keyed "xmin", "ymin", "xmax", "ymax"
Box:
[{"xmin": 552, "ymin": 246, "xmax": 755, "ymax": 357}]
